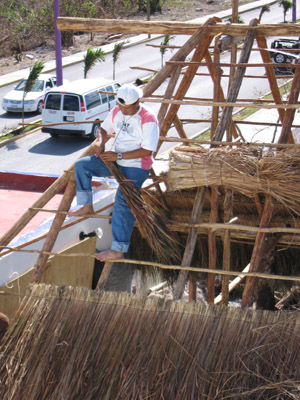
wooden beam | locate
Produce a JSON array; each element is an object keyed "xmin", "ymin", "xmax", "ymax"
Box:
[{"xmin": 56, "ymin": 17, "xmax": 300, "ymax": 37}]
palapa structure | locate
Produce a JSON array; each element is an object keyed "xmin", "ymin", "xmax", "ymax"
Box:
[{"xmin": 1, "ymin": 11, "xmax": 300, "ymax": 398}]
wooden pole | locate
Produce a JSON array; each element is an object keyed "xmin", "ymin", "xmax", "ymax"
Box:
[
  {"xmin": 214, "ymin": 264, "xmax": 249, "ymax": 304},
  {"xmin": 211, "ymin": 34, "xmax": 222, "ymax": 138},
  {"xmin": 227, "ymin": 0, "xmax": 239, "ymax": 143},
  {"xmin": 221, "ymin": 188, "xmax": 233, "ymax": 305},
  {"xmin": 174, "ymin": 187, "xmax": 207, "ymax": 300},
  {"xmin": 32, "ymin": 176, "xmax": 77, "ymax": 283},
  {"xmin": 213, "ymin": 19, "xmax": 258, "ymax": 142},
  {"xmin": 207, "ymin": 187, "xmax": 218, "ymax": 303},
  {"xmin": 241, "ymin": 195, "xmax": 274, "ymax": 307},
  {"xmin": 278, "ymin": 59, "xmax": 300, "ymax": 144},
  {"xmin": 96, "ymin": 262, "xmax": 114, "ymax": 290},
  {"xmin": 189, "ymin": 274, "xmax": 197, "ymax": 302}
]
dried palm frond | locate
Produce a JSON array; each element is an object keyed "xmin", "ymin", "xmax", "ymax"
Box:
[
  {"xmin": 168, "ymin": 145, "xmax": 300, "ymax": 215},
  {"xmin": 105, "ymin": 161, "xmax": 181, "ymax": 264},
  {"xmin": 1, "ymin": 284, "xmax": 300, "ymax": 400}
]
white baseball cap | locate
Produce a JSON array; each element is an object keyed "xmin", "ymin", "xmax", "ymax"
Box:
[{"xmin": 117, "ymin": 84, "xmax": 143, "ymax": 106}]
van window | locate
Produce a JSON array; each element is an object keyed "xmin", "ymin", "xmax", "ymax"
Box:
[
  {"xmin": 63, "ymin": 95, "xmax": 80, "ymax": 111},
  {"xmin": 105, "ymin": 85, "xmax": 115, "ymax": 102},
  {"xmin": 45, "ymin": 94, "xmax": 61, "ymax": 110},
  {"xmin": 85, "ymin": 91, "xmax": 101, "ymax": 110},
  {"xmin": 100, "ymin": 92, "xmax": 109, "ymax": 104},
  {"xmin": 114, "ymin": 83, "xmax": 121, "ymax": 92}
]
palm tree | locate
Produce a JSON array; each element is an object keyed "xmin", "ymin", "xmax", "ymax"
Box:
[
  {"xmin": 22, "ymin": 61, "xmax": 44, "ymax": 128},
  {"xmin": 258, "ymin": 4, "xmax": 270, "ymax": 21},
  {"xmin": 279, "ymin": 0, "xmax": 294, "ymax": 22},
  {"xmin": 112, "ymin": 41, "xmax": 128, "ymax": 80},
  {"xmin": 160, "ymin": 34, "xmax": 173, "ymax": 68},
  {"xmin": 83, "ymin": 48, "xmax": 105, "ymax": 79}
]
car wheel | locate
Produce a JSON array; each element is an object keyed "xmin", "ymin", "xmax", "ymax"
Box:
[
  {"xmin": 90, "ymin": 123, "xmax": 100, "ymax": 140},
  {"xmin": 50, "ymin": 132, "xmax": 59, "ymax": 138},
  {"xmin": 37, "ymin": 100, "xmax": 43, "ymax": 114},
  {"xmin": 274, "ymin": 53, "xmax": 286, "ymax": 64}
]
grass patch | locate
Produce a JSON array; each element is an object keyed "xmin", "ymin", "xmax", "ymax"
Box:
[
  {"xmin": 165, "ymin": 0, "xmax": 193, "ymax": 8},
  {"xmin": 0, "ymin": 133, "xmax": 15, "ymax": 142}
]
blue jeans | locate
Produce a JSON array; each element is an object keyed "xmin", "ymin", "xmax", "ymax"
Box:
[{"xmin": 74, "ymin": 155, "xmax": 149, "ymax": 253}]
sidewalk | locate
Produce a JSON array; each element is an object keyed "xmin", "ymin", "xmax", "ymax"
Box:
[{"xmin": 0, "ymin": 0, "xmax": 276, "ymax": 87}]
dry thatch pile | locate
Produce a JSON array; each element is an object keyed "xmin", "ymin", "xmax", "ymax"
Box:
[
  {"xmin": 106, "ymin": 161, "xmax": 181, "ymax": 264},
  {"xmin": 0, "ymin": 284, "xmax": 299, "ymax": 399},
  {"xmin": 168, "ymin": 146, "xmax": 300, "ymax": 215}
]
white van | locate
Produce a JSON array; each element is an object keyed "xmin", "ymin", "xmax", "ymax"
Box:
[{"xmin": 41, "ymin": 78, "xmax": 121, "ymax": 138}]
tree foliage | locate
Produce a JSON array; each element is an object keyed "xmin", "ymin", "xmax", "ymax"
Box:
[
  {"xmin": 112, "ymin": 41, "xmax": 128, "ymax": 79},
  {"xmin": 22, "ymin": 60, "xmax": 44, "ymax": 125},
  {"xmin": 83, "ymin": 47, "xmax": 105, "ymax": 78},
  {"xmin": 279, "ymin": 0, "xmax": 294, "ymax": 23}
]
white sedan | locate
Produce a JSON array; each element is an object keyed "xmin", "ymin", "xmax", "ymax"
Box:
[{"xmin": 2, "ymin": 74, "xmax": 57, "ymax": 114}]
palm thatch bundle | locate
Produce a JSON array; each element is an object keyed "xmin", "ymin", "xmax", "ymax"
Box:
[
  {"xmin": 0, "ymin": 284, "xmax": 299, "ymax": 400},
  {"xmin": 168, "ymin": 146, "xmax": 300, "ymax": 215},
  {"xmin": 105, "ymin": 161, "xmax": 181, "ymax": 264}
]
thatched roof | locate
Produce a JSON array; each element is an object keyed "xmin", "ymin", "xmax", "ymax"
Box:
[
  {"xmin": 168, "ymin": 146, "xmax": 300, "ymax": 215},
  {"xmin": 0, "ymin": 284, "xmax": 299, "ymax": 399}
]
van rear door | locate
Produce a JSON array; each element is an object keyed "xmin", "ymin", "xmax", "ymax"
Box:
[{"xmin": 42, "ymin": 93, "xmax": 88, "ymax": 136}]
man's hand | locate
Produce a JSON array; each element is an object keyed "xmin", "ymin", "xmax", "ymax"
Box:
[
  {"xmin": 100, "ymin": 151, "xmax": 118, "ymax": 162},
  {"xmin": 94, "ymin": 140, "xmax": 104, "ymax": 158}
]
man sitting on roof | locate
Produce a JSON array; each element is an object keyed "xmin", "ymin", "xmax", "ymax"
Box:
[{"xmin": 68, "ymin": 84, "xmax": 160, "ymax": 262}]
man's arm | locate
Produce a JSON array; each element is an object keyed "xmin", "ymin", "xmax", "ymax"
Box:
[
  {"xmin": 94, "ymin": 127, "xmax": 108, "ymax": 157},
  {"xmin": 100, "ymin": 147, "xmax": 152, "ymax": 162}
]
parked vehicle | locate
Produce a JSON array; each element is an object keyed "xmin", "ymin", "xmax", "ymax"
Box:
[
  {"xmin": 41, "ymin": 78, "xmax": 121, "ymax": 139},
  {"xmin": 2, "ymin": 74, "xmax": 57, "ymax": 114},
  {"xmin": 270, "ymin": 38, "xmax": 300, "ymax": 53},
  {"xmin": 269, "ymin": 49, "xmax": 300, "ymax": 75}
]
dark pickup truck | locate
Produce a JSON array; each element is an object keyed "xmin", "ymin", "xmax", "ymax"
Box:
[{"xmin": 269, "ymin": 38, "xmax": 300, "ymax": 74}]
